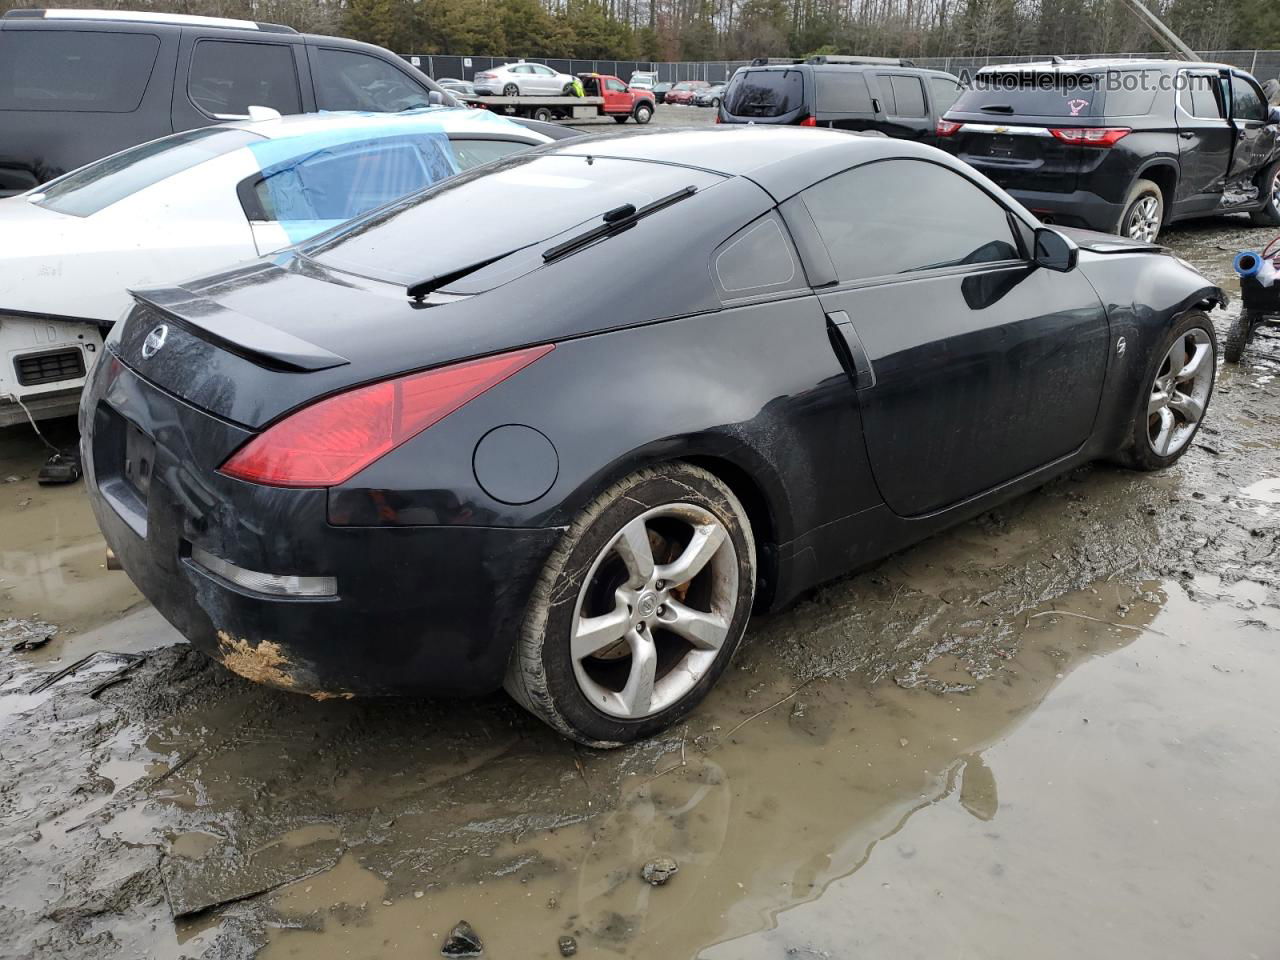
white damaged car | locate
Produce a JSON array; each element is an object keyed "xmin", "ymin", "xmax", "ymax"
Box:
[{"xmin": 0, "ymin": 108, "xmax": 551, "ymax": 426}]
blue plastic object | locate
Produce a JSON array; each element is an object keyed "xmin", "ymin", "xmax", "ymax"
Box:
[{"xmin": 1234, "ymin": 250, "xmax": 1262, "ymax": 277}]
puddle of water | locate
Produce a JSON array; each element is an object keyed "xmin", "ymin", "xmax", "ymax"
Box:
[
  {"xmin": 1239, "ymin": 477, "xmax": 1280, "ymax": 503},
  {"xmin": 256, "ymin": 578, "xmax": 1280, "ymax": 960},
  {"xmin": 0, "ymin": 422, "xmax": 143, "ymax": 659}
]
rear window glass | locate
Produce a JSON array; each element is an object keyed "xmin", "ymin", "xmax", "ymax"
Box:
[
  {"xmin": 32, "ymin": 128, "xmax": 263, "ymax": 217},
  {"xmin": 815, "ymin": 71, "xmax": 873, "ymax": 114},
  {"xmin": 724, "ymin": 69, "xmax": 804, "ymax": 118},
  {"xmin": 252, "ymin": 134, "xmax": 458, "ymax": 223},
  {"xmin": 307, "ymin": 154, "xmax": 723, "ymax": 287},
  {"xmin": 950, "ymin": 72, "xmax": 1103, "ymax": 118},
  {"xmin": 0, "ymin": 30, "xmax": 159, "ymax": 112}
]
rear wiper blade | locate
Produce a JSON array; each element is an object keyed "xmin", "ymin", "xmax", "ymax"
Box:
[
  {"xmin": 542, "ymin": 186, "xmax": 698, "ymax": 264},
  {"xmin": 406, "ymin": 248, "xmax": 524, "ymax": 301},
  {"xmin": 979, "ymin": 104, "xmax": 1016, "ymax": 113}
]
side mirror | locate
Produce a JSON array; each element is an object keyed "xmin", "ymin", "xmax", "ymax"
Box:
[
  {"xmin": 1033, "ymin": 226, "xmax": 1078, "ymax": 272},
  {"xmin": 428, "ymin": 90, "xmax": 445, "ymax": 106}
]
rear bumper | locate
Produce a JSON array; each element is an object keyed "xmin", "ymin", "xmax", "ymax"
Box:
[
  {"xmin": 82, "ymin": 355, "xmax": 562, "ymax": 699},
  {"xmin": 1005, "ymin": 187, "xmax": 1123, "ymax": 232}
]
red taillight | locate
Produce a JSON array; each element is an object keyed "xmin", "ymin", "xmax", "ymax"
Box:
[
  {"xmin": 935, "ymin": 118, "xmax": 962, "ymax": 137},
  {"xmin": 1048, "ymin": 126, "xmax": 1131, "ymax": 147},
  {"xmin": 221, "ymin": 345, "xmax": 554, "ymax": 488},
  {"xmin": 714, "ymin": 114, "xmax": 721, "ymax": 123},
  {"xmin": 800, "ymin": 116, "xmax": 818, "ymax": 127}
]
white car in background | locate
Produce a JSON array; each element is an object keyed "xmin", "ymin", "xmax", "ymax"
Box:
[
  {"xmin": 473, "ymin": 62, "xmax": 577, "ymax": 97},
  {"xmin": 0, "ymin": 108, "xmax": 551, "ymax": 427}
]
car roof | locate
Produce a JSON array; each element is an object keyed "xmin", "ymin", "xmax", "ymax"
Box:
[
  {"xmin": 2, "ymin": 7, "xmax": 297, "ymax": 32},
  {"xmin": 550, "ymin": 126, "xmax": 948, "ymax": 199},
  {"xmin": 977, "ymin": 58, "xmax": 1237, "ymax": 73},
  {"xmin": 220, "ymin": 107, "xmax": 546, "ymax": 142},
  {"xmin": 738, "ymin": 61, "xmax": 954, "ymax": 78}
]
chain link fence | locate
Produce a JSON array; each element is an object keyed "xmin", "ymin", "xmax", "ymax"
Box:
[{"xmin": 406, "ymin": 51, "xmax": 1280, "ymax": 86}]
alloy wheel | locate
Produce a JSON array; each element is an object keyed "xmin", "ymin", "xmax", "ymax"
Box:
[
  {"xmin": 1272, "ymin": 169, "xmax": 1280, "ymax": 210},
  {"xmin": 571, "ymin": 503, "xmax": 738, "ymax": 719},
  {"xmin": 1126, "ymin": 195, "xmax": 1161, "ymax": 243},
  {"xmin": 1147, "ymin": 327, "xmax": 1213, "ymax": 457}
]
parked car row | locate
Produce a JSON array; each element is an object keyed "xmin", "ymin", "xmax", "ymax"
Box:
[
  {"xmin": 0, "ymin": 12, "xmax": 1243, "ymax": 746},
  {"xmin": 712, "ymin": 55, "xmax": 1280, "ymax": 241}
]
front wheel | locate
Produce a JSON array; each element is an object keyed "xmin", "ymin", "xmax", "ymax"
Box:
[
  {"xmin": 1248, "ymin": 161, "xmax": 1280, "ymax": 226},
  {"xmin": 1116, "ymin": 311, "xmax": 1216, "ymax": 471},
  {"xmin": 633, "ymin": 103, "xmax": 653, "ymax": 124},
  {"xmin": 505, "ymin": 463, "xmax": 756, "ymax": 747},
  {"xmin": 1118, "ymin": 178, "xmax": 1164, "ymax": 242}
]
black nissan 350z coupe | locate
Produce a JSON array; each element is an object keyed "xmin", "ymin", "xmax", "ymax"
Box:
[{"xmin": 82, "ymin": 127, "xmax": 1225, "ymax": 746}]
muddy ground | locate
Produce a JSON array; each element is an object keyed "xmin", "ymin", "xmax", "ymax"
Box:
[{"xmin": 2, "ymin": 203, "xmax": 1279, "ymax": 959}]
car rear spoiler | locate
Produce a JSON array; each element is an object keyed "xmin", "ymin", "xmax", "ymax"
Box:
[{"xmin": 129, "ymin": 287, "xmax": 350, "ymax": 372}]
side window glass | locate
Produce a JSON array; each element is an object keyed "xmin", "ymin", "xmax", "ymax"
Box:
[
  {"xmin": 802, "ymin": 159, "xmax": 1020, "ymax": 282},
  {"xmin": 248, "ymin": 135, "xmax": 459, "ymax": 225},
  {"xmin": 1232, "ymin": 77, "xmax": 1267, "ymax": 122},
  {"xmin": 607, "ymin": 78, "xmax": 627, "ymax": 92},
  {"xmin": 1181, "ymin": 73, "xmax": 1225, "ymax": 119},
  {"xmin": 713, "ymin": 214, "xmax": 798, "ymax": 297},
  {"xmin": 874, "ymin": 73, "xmax": 897, "ymax": 113},
  {"xmin": 313, "ymin": 48, "xmax": 431, "ymax": 113},
  {"xmin": 189, "ymin": 40, "xmax": 301, "ymax": 118},
  {"xmin": 447, "ymin": 138, "xmax": 531, "ymax": 169},
  {"xmin": 929, "ymin": 76, "xmax": 962, "ymax": 113},
  {"xmin": 815, "ymin": 72, "xmax": 874, "ymax": 114},
  {"xmin": 889, "ymin": 76, "xmax": 926, "ymax": 117},
  {"xmin": 1104, "ymin": 70, "xmax": 1158, "ymax": 116}
]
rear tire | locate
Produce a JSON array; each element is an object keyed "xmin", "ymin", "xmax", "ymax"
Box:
[
  {"xmin": 505, "ymin": 463, "xmax": 756, "ymax": 747},
  {"xmin": 633, "ymin": 103, "xmax": 653, "ymax": 124},
  {"xmin": 532, "ymin": 106, "xmax": 554, "ymax": 122},
  {"xmin": 1118, "ymin": 178, "xmax": 1164, "ymax": 242},
  {"xmin": 503, "ymin": 83, "xmax": 519, "ymax": 97},
  {"xmin": 1115, "ymin": 311, "xmax": 1216, "ymax": 471},
  {"xmin": 1248, "ymin": 161, "xmax": 1280, "ymax": 226}
]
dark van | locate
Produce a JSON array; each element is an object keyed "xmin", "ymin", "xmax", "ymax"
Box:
[
  {"xmin": 717, "ymin": 56, "xmax": 963, "ymax": 145},
  {"xmin": 0, "ymin": 8, "xmax": 459, "ymax": 196}
]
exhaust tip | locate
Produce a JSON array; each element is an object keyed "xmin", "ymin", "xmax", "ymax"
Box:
[{"xmin": 105, "ymin": 547, "xmax": 122, "ymax": 571}]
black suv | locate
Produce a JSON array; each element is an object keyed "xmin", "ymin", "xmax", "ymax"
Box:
[
  {"xmin": 717, "ymin": 56, "xmax": 963, "ymax": 145},
  {"xmin": 938, "ymin": 59, "xmax": 1280, "ymax": 240},
  {"xmin": 0, "ymin": 8, "xmax": 458, "ymax": 196}
]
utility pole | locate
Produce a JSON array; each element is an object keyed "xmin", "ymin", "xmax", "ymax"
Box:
[{"xmin": 1114, "ymin": 0, "xmax": 1200, "ymax": 62}]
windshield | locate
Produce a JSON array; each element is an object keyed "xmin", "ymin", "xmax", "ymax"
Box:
[
  {"xmin": 724, "ymin": 69, "xmax": 805, "ymax": 117},
  {"xmin": 950, "ymin": 71, "xmax": 1104, "ymax": 118},
  {"xmin": 305, "ymin": 154, "xmax": 723, "ymax": 287},
  {"xmin": 32, "ymin": 127, "xmax": 263, "ymax": 217}
]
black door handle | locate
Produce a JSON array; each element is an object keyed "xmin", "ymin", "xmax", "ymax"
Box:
[
  {"xmin": 825, "ymin": 311, "xmax": 876, "ymax": 390},
  {"xmin": 1178, "ymin": 131, "xmax": 1195, "ymax": 139}
]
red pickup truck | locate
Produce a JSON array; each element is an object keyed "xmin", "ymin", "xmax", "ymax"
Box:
[{"xmin": 462, "ymin": 73, "xmax": 655, "ymax": 124}]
